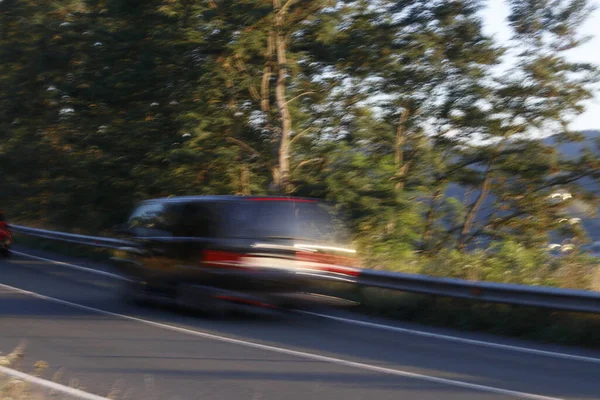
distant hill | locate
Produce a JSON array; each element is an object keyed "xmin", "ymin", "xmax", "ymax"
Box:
[
  {"xmin": 443, "ymin": 130, "xmax": 599, "ymax": 247},
  {"xmin": 544, "ymin": 130, "xmax": 600, "ymax": 160},
  {"xmin": 546, "ymin": 131, "xmax": 599, "ymax": 243}
]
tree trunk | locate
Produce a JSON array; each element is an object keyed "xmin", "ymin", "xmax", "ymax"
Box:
[
  {"xmin": 394, "ymin": 107, "xmax": 411, "ymax": 191},
  {"xmin": 240, "ymin": 164, "xmax": 250, "ymax": 195},
  {"xmin": 421, "ymin": 187, "xmax": 443, "ymax": 254},
  {"xmin": 261, "ymin": 32, "xmax": 275, "ymax": 113},
  {"xmin": 457, "ymin": 158, "xmax": 495, "ymax": 251},
  {"xmin": 274, "ymin": 0, "xmax": 293, "ymax": 194}
]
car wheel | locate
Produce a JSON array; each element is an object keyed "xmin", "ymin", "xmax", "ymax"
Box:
[
  {"xmin": 176, "ymin": 284, "xmax": 228, "ymax": 319},
  {"xmin": 0, "ymin": 248, "xmax": 10, "ymax": 258},
  {"xmin": 120, "ymin": 279, "xmax": 149, "ymax": 306}
]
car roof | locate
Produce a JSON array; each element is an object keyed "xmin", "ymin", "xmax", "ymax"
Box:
[{"xmin": 138, "ymin": 195, "xmax": 324, "ymax": 206}]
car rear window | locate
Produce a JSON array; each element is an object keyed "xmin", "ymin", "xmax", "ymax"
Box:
[
  {"xmin": 126, "ymin": 202, "xmax": 175, "ymax": 236},
  {"xmin": 219, "ymin": 200, "xmax": 351, "ymax": 244}
]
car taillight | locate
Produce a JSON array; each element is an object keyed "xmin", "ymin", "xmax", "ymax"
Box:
[
  {"xmin": 215, "ymin": 295, "xmax": 277, "ymax": 309},
  {"xmin": 296, "ymin": 252, "xmax": 355, "ymax": 266},
  {"xmin": 202, "ymin": 250, "xmax": 360, "ymax": 277},
  {"xmin": 296, "ymin": 252, "xmax": 360, "ymax": 276},
  {"xmin": 202, "ymin": 250, "xmax": 248, "ymax": 269}
]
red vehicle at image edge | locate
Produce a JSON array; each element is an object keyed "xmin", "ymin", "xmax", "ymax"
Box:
[
  {"xmin": 0, "ymin": 211, "xmax": 12, "ymax": 257},
  {"xmin": 110, "ymin": 195, "xmax": 360, "ymax": 314}
]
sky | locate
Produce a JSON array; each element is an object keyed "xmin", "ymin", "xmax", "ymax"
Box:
[{"xmin": 481, "ymin": 0, "xmax": 600, "ymax": 132}]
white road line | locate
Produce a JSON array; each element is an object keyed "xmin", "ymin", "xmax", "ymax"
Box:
[
  {"xmin": 10, "ymin": 250, "xmax": 128, "ymax": 281},
  {"xmin": 11, "ymin": 249, "xmax": 600, "ymax": 365},
  {"xmin": 0, "ymin": 364, "xmax": 110, "ymax": 400},
  {"xmin": 0, "ymin": 282, "xmax": 564, "ymax": 400},
  {"xmin": 299, "ymin": 311, "xmax": 600, "ymax": 365}
]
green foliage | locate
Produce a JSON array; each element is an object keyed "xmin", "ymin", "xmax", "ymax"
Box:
[
  {"xmin": 0, "ymin": 0, "xmax": 598, "ymax": 273},
  {"xmin": 420, "ymin": 241, "xmax": 552, "ymax": 284}
]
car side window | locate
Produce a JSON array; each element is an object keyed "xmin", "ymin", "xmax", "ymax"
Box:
[
  {"xmin": 127, "ymin": 203, "xmax": 172, "ymax": 237},
  {"xmin": 174, "ymin": 203, "xmax": 218, "ymax": 238}
]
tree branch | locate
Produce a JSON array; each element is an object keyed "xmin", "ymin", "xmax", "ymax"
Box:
[
  {"xmin": 226, "ymin": 137, "xmax": 263, "ymax": 159},
  {"xmin": 456, "ymin": 154, "xmax": 497, "ymax": 251},
  {"xmin": 285, "ymin": 91, "xmax": 317, "ymax": 106},
  {"xmin": 435, "ymin": 156, "xmax": 487, "ymax": 182},
  {"xmin": 290, "ymin": 127, "xmax": 312, "ymax": 146},
  {"xmin": 277, "ymin": 0, "xmax": 301, "ymax": 17},
  {"xmin": 289, "ymin": 3, "xmax": 327, "ymax": 25},
  {"xmin": 293, "ymin": 157, "xmax": 323, "ymax": 173}
]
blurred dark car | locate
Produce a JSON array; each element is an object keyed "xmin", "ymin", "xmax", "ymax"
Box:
[
  {"xmin": 0, "ymin": 211, "xmax": 12, "ymax": 257},
  {"xmin": 111, "ymin": 196, "xmax": 359, "ymax": 315}
]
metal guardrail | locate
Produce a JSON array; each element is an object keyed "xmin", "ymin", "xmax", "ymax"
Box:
[
  {"xmin": 357, "ymin": 270, "xmax": 600, "ymax": 314},
  {"xmin": 9, "ymin": 225, "xmax": 135, "ymax": 249},
  {"xmin": 8, "ymin": 224, "xmax": 600, "ymax": 314}
]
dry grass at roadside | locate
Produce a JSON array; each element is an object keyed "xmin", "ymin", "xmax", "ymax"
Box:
[
  {"xmin": 1, "ymin": 343, "xmax": 164, "ymax": 400},
  {"xmin": 313, "ymin": 281, "xmax": 600, "ymax": 348},
  {"xmin": 356, "ymin": 288, "xmax": 600, "ymax": 348},
  {"xmin": 0, "ymin": 341, "xmax": 45, "ymax": 400}
]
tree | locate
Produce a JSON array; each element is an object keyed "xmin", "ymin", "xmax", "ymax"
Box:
[
  {"xmin": 443, "ymin": 0, "xmax": 599, "ymax": 252},
  {"xmin": 0, "ymin": 0, "xmax": 196, "ymax": 229},
  {"xmin": 0, "ymin": 0, "xmax": 598, "ymax": 268},
  {"xmin": 294, "ymin": 0, "xmax": 503, "ymax": 263}
]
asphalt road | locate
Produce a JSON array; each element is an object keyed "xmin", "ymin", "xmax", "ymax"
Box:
[{"xmin": 1, "ymin": 247, "xmax": 600, "ymax": 400}]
